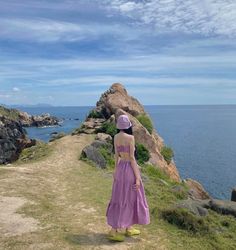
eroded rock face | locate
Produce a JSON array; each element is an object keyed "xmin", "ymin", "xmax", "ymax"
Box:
[
  {"xmin": 209, "ymin": 199, "xmax": 236, "ymax": 217},
  {"xmin": 96, "ymin": 83, "xmax": 145, "ymax": 117},
  {"xmin": 0, "ymin": 106, "xmax": 60, "ymax": 127},
  {"xmin": 0, "ymin": 116, "xmax": 35, "ymax": 164},
  {"xmin": 95, "ymin": 133, "xmax": 112, "ymax": 143},
  {"xmin": 174, "ymin": 198, "xmax": 236, "ymax": 218},
  {"xmin": 175, "ymin": 198, "xmax": 211, "ymax": 216},
  {"xmin": 77, "ymin": 83, "xmax": 181, "ymax": 183},
  {"xmin": 183, "ymin": 178, "xmax": 211, "ymax": 200},
  {"xmin": 19, "ymin": 112, "xmax": 60, "ymax": 127},
  {"xmin": 81, "ymin": 140, "xmax": 113, "ymax": 169}
]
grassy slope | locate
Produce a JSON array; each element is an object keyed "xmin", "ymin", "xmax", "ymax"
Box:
[
  {"xmin": 0, "ymin": 106, "xmax": 21, "ymax": 121},
  {"xmin": 0, "ymin": 134, "xmax": 235, "ymax": 250}
]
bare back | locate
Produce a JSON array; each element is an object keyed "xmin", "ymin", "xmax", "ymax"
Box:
[{"xmin": 114, "ymin": 131, "xmax": 134, "ymax": 161}]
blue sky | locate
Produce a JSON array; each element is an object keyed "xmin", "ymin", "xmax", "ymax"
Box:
[{"xmin": 0, "ymin": 0, "xmax": 236, "ymax": 106}]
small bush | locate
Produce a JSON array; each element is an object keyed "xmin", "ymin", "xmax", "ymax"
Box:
[
  {"xmin": 95, "ymin": 121, "xmax": 117, "ymax": 137},
  {"xmin": 87, "ymin": 110, "xmax": 103, "ymax": 118},
  {"xmin": 135, "ymin": 143, "xmax": 150, "ymax": 164},
  {"xmin": 161, "ymin": 207, "xmax": 210, "ymax": 234},
  {"xmin": 136, "ymin": 114, "xmax": 153, "ymax": 134},
  {"xmin": 71, "ymin": 123, "xmax": 85, "ymax": 135},
  {"xmin": 99, "ymin": 146, "xmax": 115, "ymax": 169},
  {"xmin": 161, "ymin": 146, "xmax": 174, "ymax": 164}
]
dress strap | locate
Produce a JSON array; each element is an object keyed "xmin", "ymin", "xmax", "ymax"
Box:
[{"xmin": 117, "ymin": 144, "xmax": 130, "ymax": 152}]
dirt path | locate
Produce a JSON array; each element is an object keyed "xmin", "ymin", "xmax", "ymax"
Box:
[{"xmin": 0, "ymin": 134, "xmax": 168, "ymax": 250}]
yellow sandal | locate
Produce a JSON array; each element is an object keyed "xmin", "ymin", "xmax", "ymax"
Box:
[
  {"xmin": 125, "ymin": 227, "xmax": 140, "ymax": 236},
  {"xmin": 107, "ymin": 231, "xmax": 125, "ymax": 242}
]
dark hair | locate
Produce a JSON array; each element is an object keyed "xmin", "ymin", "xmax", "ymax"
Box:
[
  {"xmin": 116, "ymin": 126, "xmax": 133, "ymax": 135},
  {"xmin": 116, "ymin": 126, "xmax": 138, "ymax": 160}
]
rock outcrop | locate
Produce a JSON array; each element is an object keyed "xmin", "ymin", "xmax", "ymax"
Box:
[
  {"xmin": 18, "ymin": 111, "xmax": 60, "ymax": 127},
  {"xmin": 0, "ymin": 105, "xmax": 60, "ymax": 127},
  {"xmin": 80, "ymin": 140, "xmax": 113, "ymax": 169},
  {"xmin": 0, "ymin": 116, "xmax": 36, "ymax": 164},
  {"xmin": 75, "ymin": 83, "xmax": 181, "ymax": 182},
  {"xmin": 183, "ymin": 178, "xmax": 211, "ymax": 200},
  {"xmin": 174, "ymin": 197, "xmax": 236, "ymax": 218}
]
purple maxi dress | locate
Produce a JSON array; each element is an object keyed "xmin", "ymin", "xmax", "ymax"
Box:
[{"xmin": 106, "ymin": 144, "xmax": 150, "ymax": 229}]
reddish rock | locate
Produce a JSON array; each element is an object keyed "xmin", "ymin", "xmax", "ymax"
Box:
[
  {"xmin": 183, "ymin": 178, "xmax": 211, "ymax": 200},
  {"xmin": 78, "ymin": 83, "xmax": 181, "ymax": 183}
]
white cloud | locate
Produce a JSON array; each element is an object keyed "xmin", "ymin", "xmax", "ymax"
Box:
[
  {"xmin": 13, "ymin": 87, "xmax": 20, "ymax": 92},
  {"xmin": 104, "ymin": 0, "xmax": 236, "ymax": 36},
  {"xmin": 0, "ymin": 17, "xmax": 139, "ymax": 42},
  {"xmin": 0, "ymin": 94, "xmax": 11, "ymax": 98}
]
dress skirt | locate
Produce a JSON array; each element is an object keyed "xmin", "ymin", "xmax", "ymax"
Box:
[{"xmin": 106, "ymin": 159, "xmax": 150, "ymax": 229}]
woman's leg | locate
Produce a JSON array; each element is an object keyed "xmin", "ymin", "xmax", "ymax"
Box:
[{"xmin": 109, "ymin": 227, "xmax": 118, "ymax": 234}]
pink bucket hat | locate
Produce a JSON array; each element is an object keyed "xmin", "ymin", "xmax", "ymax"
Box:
[{"xmin": 116, "ymin": 114, "xmax": 132, "ymax": 129}]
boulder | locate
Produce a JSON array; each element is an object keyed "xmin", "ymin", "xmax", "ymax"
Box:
[
  {"xmin": 81, "ymin": 145, "xmax": 106, "ymax": 169},
  {"xmin": 95, "ymin": 133, "xmax": 112, "ymax": 143},
  {"xmin": 0, "ymin": 115, "xmax": 35, "ymax": 164},
  {"xmin": 231, "ymin": 187, "xmax": 236, "ymax": 202},
  {"xmin": 80, "ymin": 139, "xmax": 114, "ymax": 169},
  {"xmin": 183, "ymin": 178, "xmax": 211, "ymax": 200},
  {"xmin": 90, "ymin": 140, "xmax": 113, "ymax": 153},
  {"xmin": 209, "ymin": 199, "xmax": 236, "ymax": 217},
  {"xmin": 175, "ymin": 198, "xmax": 211, "ymax": 216}
]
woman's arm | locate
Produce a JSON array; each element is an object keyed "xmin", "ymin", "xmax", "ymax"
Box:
[
  {"xmin": 130, "ymin": 136, "xmax": 141, "ymax": 184},
  {"xmin": 113, "ymin": 135, "xmax": 120, "ymax": 178}
]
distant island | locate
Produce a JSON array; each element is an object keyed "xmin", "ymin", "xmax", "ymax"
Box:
[{"xmin": 8, "ymin": 103, "xmax": 54, "ymax": 108}]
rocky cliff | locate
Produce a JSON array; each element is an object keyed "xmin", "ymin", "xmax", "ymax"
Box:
[
  {"xmin": 0, "ymin": 116, "xmax": 36, "ymax": 164},
  {"xmin": 0, "ymin": 105, "xmax": 60, "ymax": 127},
  {"xmin": 0, "ymin": 105, "xmax": 59, "ymax": 164},
  {"xmin": 75, "ymin": 83, "xmax": 180, "ymax": 181}
]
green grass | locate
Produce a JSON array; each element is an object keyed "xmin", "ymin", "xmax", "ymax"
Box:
[
  {"xmin": 161, "ymin": 207, "xmax": 210, "ymax": 234},
  {"xmin": 98, "ymin": 147, "xmax": 115, "ymax": 169},
  {"xmin": 87, "ymin": 109, "xmax": 103, "ymax": 118},
  {"xmin": 136, "ymin": 143, "xmax": 150, "ymax": 164},
  {"xmin": 0, "ymin": 106, "xmax": 21, "ymax": 121},
  {"xmin": 161, "ymin": 146, "xmax": 174, "ymax": 164},
  {"xmin": 137, "ymin": 163, "xmax": 236, "ymax": 249},
  {"xmin": 79, "ymin": 147, "xmax": 236, "ymax": 249},
  {"xmin": 136, "ymin": 114, "xmax": 153, "ymax": 134},
  {"xmin": 95, "ymin": 121, "xmax": 117, "ymax": 137},
  {"xmin": 16, "ymin": 141, "xmax": 53, "ymax": 164}
]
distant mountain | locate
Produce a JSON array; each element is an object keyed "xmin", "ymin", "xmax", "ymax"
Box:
[{"xmin": 9, "ymin": 103, "xmax": 54, "ymax": 108}]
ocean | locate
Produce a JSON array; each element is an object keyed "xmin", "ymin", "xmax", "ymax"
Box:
[{"xmin": 19, "ymin": 105, "xmax": 236, "ymax": 200}]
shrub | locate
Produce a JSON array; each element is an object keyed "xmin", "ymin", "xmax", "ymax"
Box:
[
  {"xmin": 71, "ymin": 124, "xmax": 84, "ymax": 135},
  {"xmin": 99, "ymin": 146, "xmax": 115, "ymax": 169},
  {"xmin": 87, "ymin": 110, "xmax": 103, "ymax": 118},
  {"xmin": 161, "ymin": 207, "xmax": 210, "ymax": 234},
  {"xmin": 135, "ymin": 143, "xmax": 150, "ymax": 164},
  {"xmin": 95, "ymin": 121, "xmax": 117, "ymax": 137},
  {"xmin": 161, "ymin": 146, "xmax": 174, "ymax": 164},
  {"xmin": 136, "ymin": 114, "xmax": 153, "ymax": 134}
]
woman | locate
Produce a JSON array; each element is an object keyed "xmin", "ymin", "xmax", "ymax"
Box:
[{"xmin": 106, "ymin": 114, "xmax": 150, "ymax": 242}]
